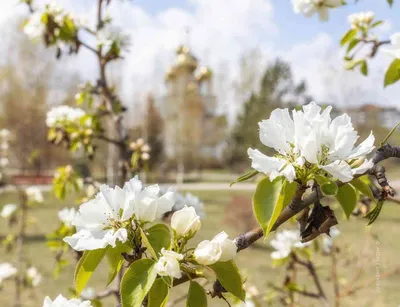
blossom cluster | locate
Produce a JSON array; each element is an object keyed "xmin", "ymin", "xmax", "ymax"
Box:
[
  {"xmin": 248, "ymin": 102, "xmax": 375, "ymax": 183},
  {"xmin": 0, "ymin": 263, "xmax": 17, "ymax": 286},
  {"xmin": 292, "ymin": 0, "xmax": 342, "ymax": 21},
  {"xmin": 383, "ymin": 32, "xmax": 400, "ymax": 59},
  {"xmin": 63, "ymin": 176, "xmax": 237, "ymax": 279},
  {"xmin": 43, "ymin": 294, "xmax": 92, "ymax": 307},
  {"xmin": 46, "ymin": 106, "xmax": 86, "ymax": 128},
  {"xmin": 270, "ymin": 230, "xmax": 310, "ymax": 260},
  {"xmin": 96, "ymin": 25, "xmax": 131, "ymax": 56},
  {"xmin": 348, "ymin": 11, "xmax": 375, "ymax": 29}
]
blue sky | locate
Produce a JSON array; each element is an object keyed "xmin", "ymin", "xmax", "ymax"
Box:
[{"xmin": 132, "ymin": 0, "xmax": 398, "ymax": 49}]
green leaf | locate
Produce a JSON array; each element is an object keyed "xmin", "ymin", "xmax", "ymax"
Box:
[
  {"xmin": 230, "ymin": 170, "xmax": 258, "ymax": 186},
  {"xmin": 345, "ymin": 58, "xmax": 364, "ymax": 70},
  {"xmin": 209, "ymin": 260, "xmax": 245, "ymax": 301},
  {"xmin": 106, "ymin": 243, "xmax": 131, "ymax": 286},
  {"xmin": 347, "ymin": 38, "xmax": 360, "ymax": 53},
  {"xmin": 315, "ymin": 176, "xmax": 338, "ymax": 196},
  {"xmin": 350, "ymin": 177, "xmax": 374, "ymax": 200},
  {"xmin": 335, "ymin": 184, "xmax": 357, "ymax": 219},
  {"xmin": 384, "ymin": 58, "xmax": 400, "ymax": 87},
  {"xmin": 371, "ymin": 20, "xmax": 384, "ymax": 28},
  {"xmin": 340, "ymin": 29, "xmax": 357, "ymax": 46},
  {"xmin": 187, "ymin": 281, "xmax": 207, "ymax": 307},
  {"xmin": 365, "ymin": 199, "xmax": 384, "ymax": 225},
  {"xmin": 148, "ymin": 278, "xmax": 170, "ymax": 307},
  {"xmin": 75, "ymin": 248, "xmax": 108, "ymax": 295},
  {"xmin": 265, "ymin": 181, "xmax": 297, "ymax": 236},
  {"xmin": 387, "ymin": 0, "xmax": 393, "ymax": 6},
  {"xmin": 252, "ymin": 177, "xmax": 283, "ymax": 236},
  {"xmin": 120, "ymin": 259, "xmax": 157, "ymax": 307},
  {"xmin": 380, "ymin": 122, "xmax": 400, "ymax": 147},
  {"xmin": 140, "ymin": 224, "xmax": 171, "ymax": 260},
  {"xmin": 360, "ymin": 60, "xmax": 368, "ymax": 76}
]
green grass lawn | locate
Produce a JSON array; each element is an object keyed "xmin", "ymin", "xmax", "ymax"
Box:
[{"xmin": 1, "ymin": 189, "xmax": 400, "ymax": 306}]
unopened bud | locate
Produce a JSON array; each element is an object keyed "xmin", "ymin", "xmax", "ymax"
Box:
[
  {"xmin": 141, "ymin": 152, "xmax": 150, "ymax": 161},
  {"xmin": 129, "ymin": 142, "xmax": 137, "ymax": 150},
  {"xmin": 142, "ymin": 144, "xmax": 151, "ymax": 153},
  {"xmin": 136, "ymin": 138, "xmax": 144, "ymax": 147}
]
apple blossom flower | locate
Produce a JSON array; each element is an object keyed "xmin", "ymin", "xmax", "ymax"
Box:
[
  {"xmin": 270, "ymin": 230, "xmax": 311, "ymax": 260},
  {"xmin": 167, "ymin": 190, "xmax": 205, "ymax": 217},
  {"xmin": 58, "ymin": 208, "xmax": 77, "ymax": 227},
  {"xmin": 322, "ymin": 226, "xmax": 340, "ymax": 254},
  {"xmin": 24, "ymin": 11, "xmax": 46, "ymax": 41},
  {"xmin": 348, "ymin": 11, "xmax": 375, "ymax": 29},
  {"xmin": 292, "ymin": 0, "xmax": 342, "ymax": 21},
  {"xmin": 96, "ymin": 25, "xmax": 131, "ymax": 54},
  {"xmin": 0, "ymin": 263, "xmax": 17, "ymax": 285},
  {"xmin": 171, "ymin": 206, "xmax": 201, "ymax": 237},
  {"xmin": 64, "ymin": 177, "xmax": 174, "ymax": 251},
  {"xmin": 382, "ymin": 32, "xmax": 400, "ymax": 59},
  {"xmin": 43, "ymin": 294, "xmax": 92, "ymax": 307},
  {"xmin": 248, "ymin": 102, "xmax": 375, "ymax": 183},
  {"xmin": 155, "ymin": 248, "xmax": 184, "ymax": 279},
  {"xmin": 26, "ymin": 267, "xmax": 42, "ymax": 287},
  {"xmin": 26, "ymin": 186, "xmax": 44, "ymax": 203},
  {"xmin": 46, "ymin": 106, "xmax": 86, "ymax": 128},
  {"xmin": 1, "ymin": 204, "xmax": 17, "ymax": 218},
  {"xmin": 194, "ymin": 231, "xmax": 237, "ymax": 265}
]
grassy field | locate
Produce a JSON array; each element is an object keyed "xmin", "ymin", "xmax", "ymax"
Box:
[{"xmin": 1, "ymin": 189, "xmax": 400, "ymax": 307}]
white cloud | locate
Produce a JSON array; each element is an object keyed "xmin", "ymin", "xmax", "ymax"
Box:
[{"xmin": 0, "ymin": 0, "xmax": 398, "ymax": 125}]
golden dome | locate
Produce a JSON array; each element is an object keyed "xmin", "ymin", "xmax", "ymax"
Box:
[
  {"xmin": 165, "ymin": 68, "xmax": 177, "ymax": 81},
  {"xmin": 175, "ymin": 45, "xmax": 198, "ymax": 71},
  {"xmin": 196, "ymin": 66, "xmax": 213, "ymax": 81}
]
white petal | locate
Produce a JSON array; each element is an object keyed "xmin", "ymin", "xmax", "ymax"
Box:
[
  {"xmin": 247, "ymin": 148, "xmax": 285, "ymax": 175},
  {"xmin": 155, "ymin": 191, "xmax": 175, "ymax": 218},
  {"xmin": 281, "ymin": 164, "xmax": 296, "ymax": 182},
  {"xmin": 321, "ymin": 160, "xmax": 353, "ymax": 182},
  {"xmin": 64, "ymin": 229, "xmax": 111, "ymax": 251},
  {"xmin": 351, "ymin": 159, "xmax": 373, "ymax": 175},
  {"xmin": 104, "ymin": 228, "xmax": 128, "ymax": 247},
  {"xmin": 348, "ymin": 132, "xmax": 375, "ymax": 159}
]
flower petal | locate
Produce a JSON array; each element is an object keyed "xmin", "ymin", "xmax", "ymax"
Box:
[
  {"xmin": 351, "ymin": 159, "xmax": 373, "ymax": 175},
  {"xmin": 247, "ymin": 148, "xmax": 285, "ymax": 175},
  {"xmin": 321, "ymin": 160, "xmax": 353, "ymax": 182},
  {"xmin": 348, "ymin": 132, "xmax": 375, "ymax": 159}
]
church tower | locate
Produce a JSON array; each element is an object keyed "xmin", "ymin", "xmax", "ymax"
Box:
[{"xmin": 163, "ymin": 45, "xmax": 224, "ymax": 177}]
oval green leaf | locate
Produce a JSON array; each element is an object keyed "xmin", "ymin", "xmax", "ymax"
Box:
[
  {"xmin": 384, "ymin": 58, "xmax": 400, "ymax": 87},
  {"xmin": 252, "ymin": 177, "xmax": 283, "ymax": 236},
  {"xmin": 75, "ymin": 248, "xmax": 108, "ymax": 295},
  {"xmin": 140, "ymin": 224, "xmax": 171, "ymax": 259},
  {"xmin": 335, "ymin": 184, "xmax": 357, "ymax": 219},
  {"xmin": 106, "ymin": 243, "xmax": 131, "ymax": 286},
  {"xmin": 187, "ymin": 281, "xmax": 207, "ymax": 307},
  {"xmin": 120, "ymin": 259, "xmax": 157, "ymax": 307},
  {"xmin": 209, "ymin": 260, "xmax": 245, "ymax": 301},
  {"xmin": 350, "ymin": 177, "xmax": 374, "ymax": 200},
  {"xmin": 148, "ymin": 278, "xmax": 170, "ymax": 307}
]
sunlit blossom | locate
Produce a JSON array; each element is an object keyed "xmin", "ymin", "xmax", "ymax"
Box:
[
  {"xmin": 270, "ymin": 230, "xmax": 310, "ymax": 260},
  {"xmin": 248, "ymin": 102, "xmax": 375, "ymax": 183},
  {"xmin": 292, "ymin": 0, "xmax": 342, "ymax": 21}
]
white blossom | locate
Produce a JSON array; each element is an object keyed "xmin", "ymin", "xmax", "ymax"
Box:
[
  {"xmin": 96, "ymin": 25, "xmax": 131, "ymax": 53},
  {"xmin": 46, "ymin": 106, "xmax": 86, "ymax": 128},
  {"xmin": 155, "ymin": 248, "xmax": 184, "ymax": 279},
  {"xmin": 292, "ymin": 0, "xmax": 342, "ymax": 21},
  {"xmin": 382, "ymin": 32, "xmax": 400, "ymax": 59},
  {"xmin": 64, "ymin": 177, "xmax": 174, "ymax": 251},
  {"xmin": 0, "ymin": 157, "xmax": 9, "ymax": 167},
  {"xmin": 194, "ymin": 231, "xmax": 237, "ymax": 265},
  {"xmin": 0, "ymin": 263, "xmax": 17, "ymax": 285},
  {"xmin": 1, "ymin": 204, "xmax": 17, "ymax": 218},
  {"xmin": 24, "ymin": 11, "xmax": 46, "ymax": 41},
  {"xmin": 322, "ymin": 226, "xmax": 340, "ymax": 253},
  {"xmin": 171, "ymin": 206, "xmax": 201, "ymax": 237},
  {"xmin": 348, "ymin": 11, "xmax": 375, "ymax": 29},
  {"xmin": 26, "ymin": 267, "xmax": 42, "ymax": 287},
  {"xmin": 43, "ymin": 294, "xmax": 92, "ymax": 307},
  {"xmin": 58, "ymin": 207, "xmax": 77, "ymax": 227},
  {"xmin": 168, "ymin": 190, "xmax": 205, "ymax": 217},
  {"xmin": 270, "ymin": 230, "xmax": 310, "ymax": 260},
  {"xmin": 248, "ymin": 102, "xmax": 375, "ymax": 183},
  {"xmin": 26, "ymin": 186, "xmax": 44, "ymax": 203},
  {"xmin": 81, "ymin": 288, "xmax": 96, "ymax": 300},
  {"xmin": 0, "ymin": 129, "xmax": 10, "ymax": 140}
]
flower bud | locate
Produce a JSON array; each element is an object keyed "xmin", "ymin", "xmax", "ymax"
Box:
[
  {"xmin": 136, "ymin": 138, "xmax": 144, "ymax": 147},
  {"xmin": 194, "ymin": 231, "xmax": 237, "ymax": 265},
  {"xmin": 155, "ymin": 248, "xmax": 184, "ymax": 279},
  {"xmin": 141, "ymin": 152, "xmax": 150, "ymax": 161},
  {"xmin": 171, "ymin": 206, "xmax": 201, "ymax": 237},
  {"xmin": 142, "ymin": 144, "xmax": 151, "ymax": 153}
]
